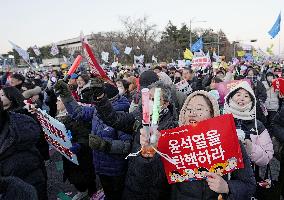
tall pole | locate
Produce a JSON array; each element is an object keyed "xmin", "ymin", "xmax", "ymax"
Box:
[
  {"xmin": 217, "ymin": 31, "xmax": 220, "ymax": 56},
  {"xmin": 279, "ymin": 34, "xmax": 281, "ymax": 56},
  {"xmin": 189, "ymin": 19, "xmax": 192, "ymax": 49},
  {"xmin": 233, "ymin": 43, "xmax": 236, "ymax": 58}
]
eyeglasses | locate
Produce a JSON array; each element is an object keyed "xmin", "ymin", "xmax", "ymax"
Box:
[{"xmin": 185, "ymin": 106, "xmax": 209, "ymax": 115}]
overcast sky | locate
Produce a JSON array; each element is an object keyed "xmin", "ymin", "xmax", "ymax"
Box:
[{"xmin": 1, "ymin": 0, "xmax": 283, "ymax": 54}]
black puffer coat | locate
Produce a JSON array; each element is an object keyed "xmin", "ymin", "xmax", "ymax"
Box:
[
  {"xmin": 96, "ymin": 96, "xmax": 178, "ymax": 200},
  {"xmin": 0, "ymin": 112, "xmax": 47, "ymax": 200},
  {"xmin": 0, "ymin": 176, "xmax": 38, "ymax": 200}
]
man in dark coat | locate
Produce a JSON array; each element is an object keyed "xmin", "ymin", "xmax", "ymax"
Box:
[
  {"xmin": 0, "ymin": 101, "xmax": 47, "ymax": 200},
  {"xmin": 0, "ymin": 176, "xmax": 38, "ymax": 200},
  {"xmin": 271, "ymin": 106, "xmax": 284, "ymax": 197}
]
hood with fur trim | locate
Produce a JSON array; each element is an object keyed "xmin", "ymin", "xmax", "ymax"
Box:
[
  {"xmin": 179, "ymin": 90, "xmax": 220, "ymax": 126},
  {"xmin": 223, "ymin": 81, "xmax": 256, "ymax": 121}
]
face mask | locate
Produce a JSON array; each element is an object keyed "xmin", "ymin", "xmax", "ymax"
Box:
[{"xmin": 118, "ymin": 87, "xmax": 125, "ymax": 95}]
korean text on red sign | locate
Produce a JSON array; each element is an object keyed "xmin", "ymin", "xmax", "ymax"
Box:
[{"xmin": 158, "ymin": 114, "xmax": 244, "ymax": 184}]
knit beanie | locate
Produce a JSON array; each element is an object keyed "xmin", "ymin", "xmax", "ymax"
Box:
[
  {"xmin": 139, "ymin": 70, "xmax": 159, "ymax": 88},
  {"xmin": 179, "ymin": 90, "xmax": 220, "ymax": 126}
]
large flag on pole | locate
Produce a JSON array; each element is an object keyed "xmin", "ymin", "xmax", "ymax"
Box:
[
  {"xmin": 268, "ymin": 12, "xmax": 281, "ymax": 38},
  {"xmin": 80, "ymin": 33, "xmax": 109, "ymax": 80},
  {"xmin": 32, "ymin": 45, "xmax": 41, "ymax": 56},
  {"xmin": 9, "ymin": 41, "xmax": 30, "ymax": 62},
  {"xmin": 50, "ymin": 43, "xmax": 59, "ymax": 56},
  {"xmin": 191, "ymin": 38, "xmax": 203, "ymax": 52}
]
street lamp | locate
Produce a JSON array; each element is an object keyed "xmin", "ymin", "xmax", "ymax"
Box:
[{"xmin": 189, "ymin": 18, "xmax": 207, "ymax": 49}]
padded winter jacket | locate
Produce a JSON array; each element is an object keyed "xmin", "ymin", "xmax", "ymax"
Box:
[{"xmin": 64, "ymin": 96, "xmax": 132, "ymax": 176}]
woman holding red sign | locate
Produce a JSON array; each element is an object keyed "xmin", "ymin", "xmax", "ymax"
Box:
[{"xmin": 140, "ymin": 90, "xmax": 256, "ymax": 200}]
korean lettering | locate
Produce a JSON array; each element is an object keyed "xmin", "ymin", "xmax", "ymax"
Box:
[
  {"xmin": 192, "ymin": 133, "xmax": 207, "ymax": 149},
  {"xmin": 169, "ymin": 140, "xmax": 181, "ymax": 154},
  {"xmin": 206, "ymin": 130, "xmax": 221, "ymax": 146},
  {"xmin": 211, "ymin": 145, "xmax": 225, "ymax": 160},
  {"xmin": 172, "ymin": 155, "xmax": 186, "ymax": 169},
  {"xmin": 180, "ymin": 136, "xmax": 194, "ymax": 150}
]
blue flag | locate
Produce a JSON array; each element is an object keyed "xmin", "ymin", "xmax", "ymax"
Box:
[
  {"xmin": 191, "ymin": 38, "xmax": 203, "ymax": 52},
  {"xmin": 112, "ymin": 43, "xmax": 120, "ymax": 55},
  {"xmin": 268, "ymin": 12, "xmax": 281, "ymax": 38}
]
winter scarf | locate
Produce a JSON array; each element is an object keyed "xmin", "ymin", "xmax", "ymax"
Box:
[{"xmin": 223, "ymin": 99, "xmax": 254, "ymax": 120}]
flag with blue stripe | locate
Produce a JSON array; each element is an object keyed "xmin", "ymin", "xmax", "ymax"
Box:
[
  {"xmin": 268, "ymin": 12, "xmax": 281, "ymax": 38},
  {"xmin": 191, "ymin": 38, "xmax": 203, "ymax": 52}
]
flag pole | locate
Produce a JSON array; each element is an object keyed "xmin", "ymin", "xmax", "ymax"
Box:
[{"xmin": 279, "ymin": 35, "xmax": 281, "ymax": 56}]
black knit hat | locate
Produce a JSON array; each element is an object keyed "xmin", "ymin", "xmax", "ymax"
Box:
[
  {"xmin": 11, "ymin": 73, "xmax": 25, "ymax": 83},
  {"xmin": 2, "ymin": 86, "xmax": 25, "ymax": 111},
  {"xmin": 139, "ymin": 70, "xmax": 159, "ymax": 88},
  {"xmin": 104, "ymin": 83, "xmax": 119, "ymax": 100}
]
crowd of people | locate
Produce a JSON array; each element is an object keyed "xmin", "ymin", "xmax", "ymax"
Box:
[{"xmin": 0, "ymin": 59, "xmax": 283, "ymax": 200}]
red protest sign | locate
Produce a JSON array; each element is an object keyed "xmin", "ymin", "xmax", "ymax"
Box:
[
  {"xmin": 216, "ymin": 79, "xmax": 251, "ymax": 105},
  {"xmin": 157, "ymin": 114, "xmax": 244, "ymax": 184},
  {"xmin": 272, "ymin": 78, "xmax": 284, "ymax": 95},
  {"xmin": 191, "ymin": 56, "xmax": 211, "ymax": 70}
]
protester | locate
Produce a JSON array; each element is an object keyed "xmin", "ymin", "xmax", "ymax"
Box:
[
  {"xmin": 54, "ymin": 80, "xmax": 132, "ymax": 200},
  {"xmin": 245, "ymin": 68, "xmax": 268, "ymax": 124},
  {"xmin": 182, "ymin": 67, "xmax": 194, "ymax": 85},
  {"xmin": 55, "ymin": 97, "xmax": 97, "ymax": 200},
  {"xmin": 169, "ymin": 90, "xmax": 255, "ymax": 199},
  {"xmin": 262, "ymin": 72, "xmax": 281, "ymax": 129},
  {"xmin": 74, "ymin": 78, "xmax": 178, "ymax": 200},
  {"xmin": 223, "ymin": 81, "xmax": 273, "ymax": 166},
  {"xmin": 0, "ymin": 176, "xmax": 38, "ymax": 200},
  {"xmin": 76, "ymin": 73, "xmax": 91, "ymax": 102},
  {"xmin": 116, "ymin": 79, "xmax": 130, "ymax": 100},
  {"xmin": 271, "ymin": 105, "xmax": 284, "ymax": 197},
  {"xmin": 10, "ymin": 73, "xmax": 25, "ymax": 91},
  {"xmin": 0, "ymin": 101, "xmax": 48, "ymax": 200}
]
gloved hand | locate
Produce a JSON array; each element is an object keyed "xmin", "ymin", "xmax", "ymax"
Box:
[
  {"xmin": 89, "ymin": 134, "xmax": 111, "ymax": 152},
  {"xmin": 90, "ymin": 78, "xmax": 105, "ymax": 100},
  {"xmin": 70, "ymin": 143, "xmax": 81, "ymax": 154},
  {"xmin": 54, "ymin": 80, "xmax": 73, "ymax": 102},
  {"xmin": 236, "ymin": 129, "xmax": 245, "ymax": 142}
]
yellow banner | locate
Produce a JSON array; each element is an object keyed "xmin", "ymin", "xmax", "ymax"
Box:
[
  {"xmin": 184, "ymin": 48, "xmax": 193, "ymax": 60},
  {"xmin": 237, "ymin": 51, "xmax": 245, "ymax": 57}
]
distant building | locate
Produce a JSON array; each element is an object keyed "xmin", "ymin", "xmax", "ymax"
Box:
[{"xmin": 56, "ymin": 34, "xmax": 93, "ymax": 54}]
